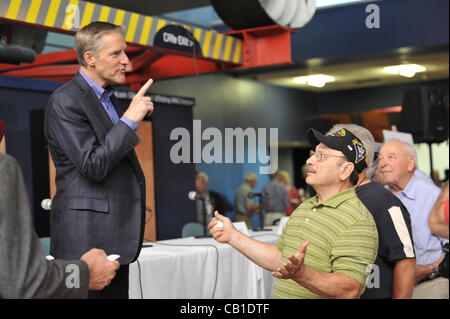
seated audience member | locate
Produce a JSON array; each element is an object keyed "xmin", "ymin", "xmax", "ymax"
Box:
[
  {"xmin": 261, "ymin": 171, "xmax": 290, "ymax": 226},
  {"xmin": 328, "ymin": 124, "xmax": 416, "ymax": 299},
  {"xmin": 209, "ymin": 128, "xmax": 378, "ymax": 299},
  {"xmin": 378, "ymin": 139, "xmax": 448, "ymax": 299},
  {"xmin": 277, "ymin": 170, "xmax": 301, "ymax": 216},
  {"xmin": 195, "ymin": 171, "xmax": 232, "ymax": 225},
  {"xmin": 0, "ymin": 154, "xmax": 119, "ymax": 298},
  {"xmin": 234, "ymin": 173, "xmax": 260, "ymax": 229},
  {"xmin": 414, "ymin": 168, "xmax": 438, "ymax": 186}
]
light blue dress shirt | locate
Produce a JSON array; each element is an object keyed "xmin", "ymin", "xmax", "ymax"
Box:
[
  {"xmin": 393, "ymin": 172, "xmax": 447, "ymax": 265},
  {"xmin": 414, "ymin": 169, "xmax": 436, "ymax": 186},
  {"xmin": 79, "ymin": 70, "xmax": 138, "ymax": 130}
]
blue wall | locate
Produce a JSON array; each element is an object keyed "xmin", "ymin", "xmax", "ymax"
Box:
[
  {"xmin": 292, "ymin": 0, "xmax": 449, "ymax": 62},
  {"xmin": 150, "ymin": 73, "xmax": 317, "ymax": 208},
  {"xmin": 0, "ymin": 76, "xmax": 62, "ymax": 209},
  {"xmin": 150, "ymin": 73, "xmax": 449, "ymax": 213},
  {"xmin": 0, "ymin": 75, "xmax": 197, "ymax": 240}
]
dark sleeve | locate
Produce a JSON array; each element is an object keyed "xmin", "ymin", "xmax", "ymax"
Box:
[
  {"xmin": 211, "ymin": 190, "xmax": 233, "ymax": 213},
  {"xmin": 0, "ymin": 154, "xmax": 89, "ymax": 299},
  {"xmin": 370, "ymin": 200, "xmax": 415, "ymax": 262},
  {"xmin": 44, "ymin": 91, "xmax": 140, "ymax": 182},
  {"xmin": 0, "ymin": 120, "xmax": 4, "ymax": 141},
  {"xmin": 384, "ymin": 203, "xmax": 415, "ymax": 262},
  {"xmin": 357, "ymin": 182, "xmax": 415, "ymax": 263},
  {"xmin": 210, "ymin": 191, "xmax": 225, "ymax": 213},
  {"xmin": 222, "ymin": 195, "xmax": 234, "ymax": 213}
]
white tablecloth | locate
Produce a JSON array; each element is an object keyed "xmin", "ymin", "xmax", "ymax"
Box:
[{"xmin": 129, "ymin": 229, "xmax": 280, "ymax": 299}]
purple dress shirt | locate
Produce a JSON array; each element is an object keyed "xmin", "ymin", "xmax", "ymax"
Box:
[{"xmin": 79, "ymin": 69, "xmax": 138, "ymax": 131}]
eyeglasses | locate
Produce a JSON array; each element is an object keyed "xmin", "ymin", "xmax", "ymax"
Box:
[{"xmin": 310, "ymin": 150, "xmax": 347, "ymax": 162}]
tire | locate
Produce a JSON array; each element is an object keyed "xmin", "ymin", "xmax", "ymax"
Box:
[
  {"xmin": 211, "ymin": 0, "xmax": 317, "ymax": 29},
  {"xmin": 211, "ymin": 0, "xmax": 276, "ymax": 30}
]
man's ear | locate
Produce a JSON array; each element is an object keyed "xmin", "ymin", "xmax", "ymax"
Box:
[
  {"xmin": 340, "ymin": 162, "xmax": 354, "ymax": 181},
  {"xmin": 407, "ymin": 157, "xmax": 415, "ymax": 172},
  {"xmin": 84, "ymin": 51, "xmax": 95, "ymax": 67}
]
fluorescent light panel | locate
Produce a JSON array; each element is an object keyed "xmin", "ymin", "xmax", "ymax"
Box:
[
  {"xmin": 383, "ymin": 64, "xmax": 426, "ymax": 78},
  {"xmin": 293, "ymin": 74, "xmax": 335, "ymax": 87}
]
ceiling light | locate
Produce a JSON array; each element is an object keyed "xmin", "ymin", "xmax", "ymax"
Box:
[
  {"xmin": 293, "ymin": 74, "xmax": 335, "ymax": 87},
  {"xmin": 383, "ymin": 64, "xmax": 426, "ymax": 78},
  {"xmin": 316, "ymin": 0, "xmax": 366, "ymax": 8}
]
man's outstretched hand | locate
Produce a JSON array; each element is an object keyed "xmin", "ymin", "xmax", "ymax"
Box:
[
  {"xmin": 123, "ymin": 78, "xmax": 154, "ymax": 123},
  {"xmin": 272, "ymin": 240, "xmax": 311, "ymax": 281}
]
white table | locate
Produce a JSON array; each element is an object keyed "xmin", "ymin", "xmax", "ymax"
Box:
[{"xmin": 129, "ymin": 229, "xmax": 280, "ymax": 299}]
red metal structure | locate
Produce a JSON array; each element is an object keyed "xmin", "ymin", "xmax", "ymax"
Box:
[{"xmin": 0, "ymin": 0, "xmax": 295, "ymax": 90}]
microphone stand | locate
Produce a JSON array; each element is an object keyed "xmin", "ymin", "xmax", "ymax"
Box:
[
  {"xmin": 252, "ymin": 194, "xmax": 270, "ymax": 232},
  {"xmin": 196, "ymin": 196, "xmax": 211, "ymax": 238},
  {"xmin": 255, "ymin": 208, "xmax": 271, "ymax": 232}
]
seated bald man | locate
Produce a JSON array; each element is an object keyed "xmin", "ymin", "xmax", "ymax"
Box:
[{"xmin": 378, "ymin": 139, "xmax": 448, "ymax": 299}]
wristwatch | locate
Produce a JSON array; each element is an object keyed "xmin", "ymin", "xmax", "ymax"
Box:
[{"xmin": 428, "ymin": 263, "xmax": 439, "ymax": 280}]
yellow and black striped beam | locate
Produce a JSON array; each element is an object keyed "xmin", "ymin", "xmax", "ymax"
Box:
[{"xmin": 0, "ymin": 0, "xmax": 243, "ymax": 64}]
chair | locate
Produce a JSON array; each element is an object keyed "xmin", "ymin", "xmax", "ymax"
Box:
[
  {"xmin": 39, "ymin": 237, "xmax": 51, "ymax": 256},
  {"xmin": 181, "ymin": 223, "xmax": 205, "ymax": 238}
]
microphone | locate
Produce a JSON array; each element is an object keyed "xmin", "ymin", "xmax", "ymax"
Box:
[
  {"xmin": 248, "ymin": 192, "xmax": 268, "ymax": 199},
  {"xmin": 188, "ymin": 191, "xmax": 201, "ymax": 201},
  {"xmin": 41, "ymin": 199, "xmax": 52, "ymax": 210}
]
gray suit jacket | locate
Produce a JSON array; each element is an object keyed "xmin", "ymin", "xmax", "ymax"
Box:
[
  {"xmin": 0, "ymin": 154, "xmax": 89, "ymax": 298},
  {"xmin": 44, "ymin": 72, "xmax": 146, "ymax": 265}
]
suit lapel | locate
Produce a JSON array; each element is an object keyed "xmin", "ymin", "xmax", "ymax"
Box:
[
  {"xmin": 73, "ymin": 73, "xmax": 143, "ymax": 175},
  {"xmin": 73, "ymin": 73, "xmax": 115, "ymax": 135},
  {"xmin": 107, "ymin": 85, "xmax": 142, "ymax": 171}
]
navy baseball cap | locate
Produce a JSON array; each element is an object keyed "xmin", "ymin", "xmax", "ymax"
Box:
[{"xmin": 307, "ymin": 128, "xmax": 368, "ymax": 173}]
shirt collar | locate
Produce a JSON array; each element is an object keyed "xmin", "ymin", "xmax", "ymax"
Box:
[
  {"xmin": 79, "ymin": 69, "xmax": 115, "ymax": 101},
  {"xmin": 311, "ymin": 187, "xmax": 356, "ymax": 209},
  {"xmin": 398, "ymin": 173, "xmax": 417, "ymax": 200}
]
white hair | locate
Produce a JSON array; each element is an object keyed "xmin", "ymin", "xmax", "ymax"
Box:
[
  {"xmin": 196, "ymin": 172, "xmax": 209, "ymax": 183},
  {"xmin": 245, "ymin": 172, "xmax": 257, "ymax": 182},
  {"xmin": 327, "ymin": 124, "xmax": 376, "ymax": 167}
]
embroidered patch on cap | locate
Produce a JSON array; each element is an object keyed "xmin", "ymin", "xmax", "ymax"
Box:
[
  {"xmin": 333, "ymin": 129, "xmax": 346, "ymax": 137},
  {"xmin": 353, "ymin": 139, "xmax": 366, "ymax": 163}
]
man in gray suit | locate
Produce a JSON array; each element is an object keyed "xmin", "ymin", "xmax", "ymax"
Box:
[
  {"xmin": 0, "ymin": 154, "xmax": 119, "ymax": 298},
  {"xmin": 44, "ymin": 21, "xmax": 154, "ymax": 298}
]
